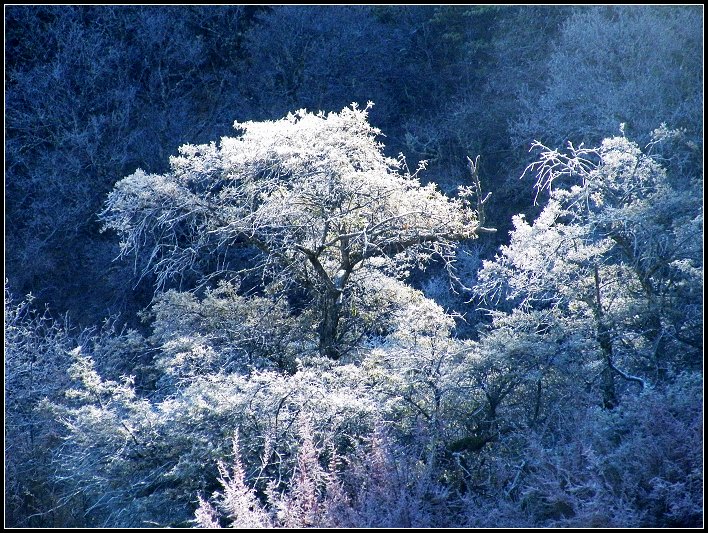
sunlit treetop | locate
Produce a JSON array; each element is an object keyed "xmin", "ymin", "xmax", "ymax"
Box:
[{"xmin": 102, "ymin": 103, "xmax": 488, "ymax": 292}]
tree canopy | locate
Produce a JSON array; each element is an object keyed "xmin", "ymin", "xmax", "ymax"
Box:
[{"xmin": 102, "ymin": 103, "xmax": 489, "ymax": 358}]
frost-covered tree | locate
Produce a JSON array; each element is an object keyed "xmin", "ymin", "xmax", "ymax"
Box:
[
  {"xmin": 513, "ymin": 6, "xmax": 703, "ymax": 150},
  {"xmin": 61, "ymin": 120, "xmax": 495, "ymax": 522},
  {"xmin": 101, "ymin": 103, "xmax": 490, "ymax": 359},
  {"xmin": 476, "ymin": 135, "xmax": 702, "ymax": 409},
  {"xmin": 452, "ymin": 135, "xmax": 704, "ymax": 527},
  {"xmin": 57, "ymin": 105, "xmax": 495, "ymax": 521},
  {"xmin": 5, "ymin": 288, "xmax": 76, "ymax": 526},
  {"xmin": 5, "ymin": 282, "xmax": 151, "ymax": 527}
]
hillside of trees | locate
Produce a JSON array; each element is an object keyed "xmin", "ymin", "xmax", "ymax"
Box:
[{"xmin": 5, "ymin": 6, "xmax": 703, "ymax": 528}]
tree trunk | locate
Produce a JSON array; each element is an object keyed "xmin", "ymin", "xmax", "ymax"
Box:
[
  {"xmin": 598, "ymin": 320, "xmax": 617, "ymax": 409},
  {"xmin": 318, "ymin": 288, "xmax": 342, "ymax": 359},
  {"xmin": 646, "ymin": 312, "xmax": 667, "ymax": 382},
  {"xmin": 594, "ymin": 265, "xmax": 617, "ymax": 409}
]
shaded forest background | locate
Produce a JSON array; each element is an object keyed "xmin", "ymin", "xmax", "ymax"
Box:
[{"xmin": 5, "ymin": 5, "xmax": 703, "ymax": 528}]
